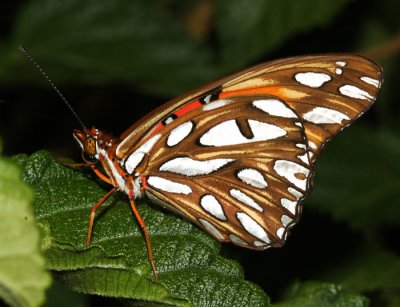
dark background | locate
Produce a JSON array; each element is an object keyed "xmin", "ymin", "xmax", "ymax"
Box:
[{"xmin": 0, "ymin": 0, "xmax": 399, "ymax": 306}]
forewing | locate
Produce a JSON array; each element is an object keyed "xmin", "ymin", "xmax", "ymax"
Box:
[{"xmin": 117, "ymin": 54, "xmax": 383, "ymax": 164}]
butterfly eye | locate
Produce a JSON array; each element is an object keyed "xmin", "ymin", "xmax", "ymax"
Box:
[{"xmin": 82, "ymin": 136, "xmax": 98, "ymax": 164}]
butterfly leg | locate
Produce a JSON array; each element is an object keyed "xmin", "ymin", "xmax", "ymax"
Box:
[
  {"xmin": 89, "ymin": 164, "xmax": 113, "ymax": 185},
  {"xmin": 128, "ymin": 194, "xmax": 158, "ymax": 281},
  {"xmin": 62, "ymin": 162, "xmax": 87, "ymax": 167},
  {"xmin": 63, "ymin": 160, "xmax": 113, "ymax": 185},
  {"xmin": 86, "ymin": 187, "xmax": 118, "ymax": 246}
]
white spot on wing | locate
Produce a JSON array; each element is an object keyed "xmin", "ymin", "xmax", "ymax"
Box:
[
  {"xmin": 229, "ymin": 234, "xmax": 248, "ymax": 245},
  {"xmin": 199, "ymin": 119, "xmax": 286, "ymax": 146},
  {"xmin": 281, "ymin": 215, "xmax": 293, "ymax": 226},
  {"xmin": 288, "ymin": 187, "xmax": 303, "ymax": 200},
  {"xmin": 167, "ymin": 121, "xmax": 193, "ymax": 147},
  {"xmin": 200, "ymin": 195, "xmax": 227, "ymax": 220},
  {"xmin": 237, "ymin": 168, "xmax": 268, "ymax": 188},
  {"xmin": 281, "ymin": 198, "xmax": 297, "ymax": 215},
  {"xmin": 165, "ymin": 117, "xmax": 174, "ymax": 125},
  {"xmin": 277, "ymin": 227, "xmax": 285, "ymax": 239},
  {"xmin": 199, "ymin": 219, "xmax": 224, "ymax": 240},
  {"xmin": 159, "ymin": 157, "xmax": 234, "ymax": 176},
  {"xmin": 252, "ymin": 99, "xmax": 298, "ymax": 118},
  {"xmin": 308, "ymin": 141, "xmax": 317, "ymax": 150},
  {"xmin": 360, "ymin": 76, "xmax": 380, "ymax": 88},
  {"xmin": 297, "ymin": 153, "xmax": 309, "ymax": 165},
  {"xmin": 203, "ymin": 99, "xmax": 231, "ymax": 111},
  {"xmin": 236, "ymin": 212, "xmax": 270, "ymax": 243},
  {"xmin": 230, "ymin": 189, "xmax": 264, "ymax": 212},
  {"xmin": 253, "ymin": 240, "xmax": 268, "ymax": 247},
  {"xmin": 294, "ymin": 72, "xmax": 331, "ymax": 88},
  {"xmin": 125, "ymin": 134, "xmax": 161, "ymax": 174},
  {"xmin": 336, "ymin": 61, "xmax": 346, "ymax": 67},
  {"xmin": 296, "ymin": 143, "xmax": 307, "ymax": 150},
  {"xmin": 125, "ymin": 153, "xmax": 145, "ymax": 175},
  {"xmin": 339, "ymin": 85, "xmax": 373, "ymax": 100},
  {"xmin": 147, "ymin": 176, "xmax": 192, "ymax": 194},
  {"xmin": 274, "ymin": 160, "xmax": 310, "ymax": 190},
  {"xmin": 303, "ymin": 107, "xmax": 350, "ymax": 124},
  {"xmin": 335, "ymin": 68, "xmax": 343, "ymax": 75}
]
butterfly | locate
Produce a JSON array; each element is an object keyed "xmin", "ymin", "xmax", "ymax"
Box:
[{"xmin": 69, "ymin": 54, "xmax": 383, "ymax": 280}]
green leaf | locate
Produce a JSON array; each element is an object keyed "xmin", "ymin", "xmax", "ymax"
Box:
[
  {"xmin": 321, "ymin": 248, "xmax": 400, "ymax": 306},
  {"xmin": 1, "ymin": 0, "xmax": 215, "ymax": 96},
  {"xmin": 13, "ymin": 151, "xmax": 269, "ymax": 306},
  {"xmin": 275, "ymin": 281, "xmax": 368, "ymax": 307},
  {"xmin": 308, "ymin": 127, "xmax": 400, "ymax": 232},
  {"xmin": 0, "ymin": 153, "xmax": 51, "ymax": 306},
  {"xmin": 216, "ymin": 0, "xmax": 350, "ymax": 69}
]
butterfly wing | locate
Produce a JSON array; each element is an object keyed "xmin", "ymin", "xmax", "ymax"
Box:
[
  {"xmin": 118, "ymin": 55, "xmax": 383, "ymax": 249},
  {"xmin": 143, "ymin": 94, "xmax": 310, "ymax": 249},
  {"xmin": 220, "ymin": 55, "xmax": 383, "ymax": 163}
]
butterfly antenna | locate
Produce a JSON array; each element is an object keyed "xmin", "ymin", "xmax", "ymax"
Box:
[{"xmin": 19, "ymin": 45, "xmax": 87, "ymax": 130}]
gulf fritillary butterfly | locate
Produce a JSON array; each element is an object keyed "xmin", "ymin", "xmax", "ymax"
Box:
[{"xmin": 21, "ymin": 49, "xmax": 383, "ymax": 281}]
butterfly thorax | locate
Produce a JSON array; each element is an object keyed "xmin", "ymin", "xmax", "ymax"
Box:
[{"xmin": 73, "ymin": 127, "xmax": 144, "ymax": 198}]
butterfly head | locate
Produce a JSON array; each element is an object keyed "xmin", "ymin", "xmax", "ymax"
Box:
[{"xmin": 73, "ymin": 127, "xmax": 105, "ymax": 164}]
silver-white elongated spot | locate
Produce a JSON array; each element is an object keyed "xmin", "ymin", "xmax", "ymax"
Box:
[
  {"xmin": 252, "ymin": 99, "xmax": 298, "ymax": 118},
  {"xmin": 203, "ymin": 99, "xmax": 231, "ymax": 111},
  {"xmin": 253, "ymin": 240, "xmax": 268, "ymax": 247},
  {"xmin": 200, "ymin": 195, "xmax": 227, "ymax": 220},
  {"xmin": 125, "ymin": 134, "xmax": 161, "ymax": 174},
  {"xmin": 199, "ymin": 219, "xmax": 224, "ymax": 240},
  {"xmin": 199, "ymin": 119, "xmax": 286, "ymax": 146},
  {"xmin": 147, "ymin": 176, "xmax": 192, "ymax": 194},
  {"xmin": 288, "ymin": 187, "xmax": 303, "ymax": 200},
  {"xmin": 336, "ymin": 61, "xmax": 346, "ymax": 67},
  {"xmin": 236, "ymin": 212, "xmax": 270, "ymax": 243},
  {"xmin": 237, "ymin": 168, "xmax": 268, "ymax": 188},
  {"xmin": 281, "ymin": 198, "xmax": 297, "ymax": 215},
  {"xmin": 303, "ymin": 107, "xmax": 350, "ymax": 124},
  {"xmin": 167, "ymin": 121, "xmax": 194, "ymax": 147},
  {"xmin": 230, "ymin": 189, "xmax": 264, "ymax": 212},
  {"xmin": 159, "ymin": 157, "xmax": 234, "ymax": 176},
  {"xmin": 294, "ymin": 72, "xmax": 331, "ymax": 88},
  {"xmin": 360, "ymin": 76, "xmax": 380, "ymax": 88},
  {"xmin": 276, "ymin": 227, "xmax": 285, "ymax": 239},
  {"xmin": 229, "ymin": 234, "xmax": 248, "ymax": 245},
  {"xmin": 281, "ymin": 215, "xmax": 293, "ymax": 227},
  {"xmin": 125, "ymin": 153, "xmax": 145, "ymax": 175},
  {"xmin": 274, "ymin": 160, "xmax": 310, "ymax": 190},
  {"xmin": 308, "ymin": 141, "xmax": 317, "ymax": 150},
  {"xmin": 297, "ymin": 153, "xmax": 309, "ymax": 165},
  {"xmin": 296, "ymin": 143, "xmax": 307, "ymax": 150},
  {"xmin": 339, "ymin": 85, "xmax": 373, "ymax": 100}
]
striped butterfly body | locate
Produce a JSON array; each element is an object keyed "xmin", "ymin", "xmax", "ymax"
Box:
[{"xmin": 73, "ymin": 55, "xmax": 383, "ymax": 280}]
